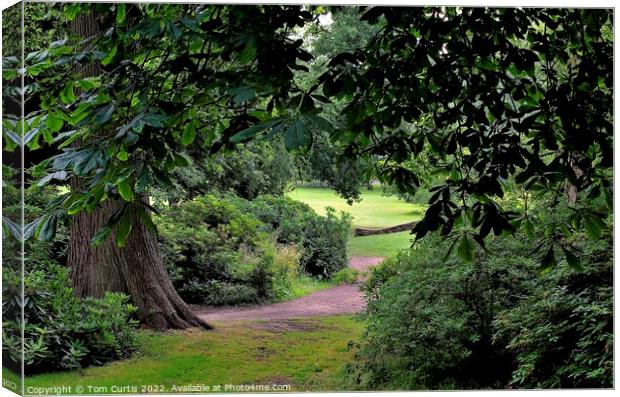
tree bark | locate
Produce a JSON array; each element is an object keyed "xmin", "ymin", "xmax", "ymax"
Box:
[
  {"xmin": 68, "ymin": 197, "xmax": 211, "ymax": 329},
  {"xmin": 67, "ymin": 6, "xmax": 210, "ymax": 330}
]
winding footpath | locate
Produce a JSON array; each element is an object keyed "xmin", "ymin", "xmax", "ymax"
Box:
[{"xmin": 193, "ymin": 256, "xmax": 384, "ymax": 322}]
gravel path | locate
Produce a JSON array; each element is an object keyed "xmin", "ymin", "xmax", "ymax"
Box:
[{"xmin": 193, "ymin": 256, "xmax": 384, "ymax": 322}]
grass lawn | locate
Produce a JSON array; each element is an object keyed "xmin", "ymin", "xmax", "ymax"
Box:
[
  {"xmin": 289, "ymin": 187, "xmax": 420, "ymax": 258},
  {"xmin": 347, "ymin": 231, "xmax": 413, "ymax": 258},
  {"xmin": 22, "ymin": 315, "xmax": 364, "ymax": 394},
  {"xmin": 287, "ymin": 187, "xmax": 424, "ymax": 229}
]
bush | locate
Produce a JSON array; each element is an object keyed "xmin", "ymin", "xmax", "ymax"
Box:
[
  {"xmin": 493, "ymin": 234, "xmax": 613, "ymax": 388},
  {"xmin": 156, "ymin": 194, "xmax": 282, "ymax": 305},
  {"xmin": 349, "ymin": 235, "xmax": 534, "ymax": 390},
  {"xmin": 348, "ymin": 231, "xmax": 613, "ymax": 389},
  {"xmin": 2, "ymin": 264, "xmax": 139, "ymax": 374},
  {"xmin": 233, "ymin": 195, "xmax": 351, "ymax": 277},
  {"xmin": 332, "ymin": 268, "xmax": 360, "ymax": 284},
  {"xmin": 270, "ymin": 244, "xmax": 301, "ymax": 300}
]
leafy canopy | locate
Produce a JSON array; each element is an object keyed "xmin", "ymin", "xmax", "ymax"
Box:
[
  {"xmin": 3, "ymin": 3, "xmax": 332, "ymax": 245},
  {"xmin": 318, "ymin": 7, "xmax": 612, "ymax": 263}
]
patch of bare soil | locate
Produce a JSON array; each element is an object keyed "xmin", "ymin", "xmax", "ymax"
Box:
[
  {"xmin": 193, "ymin": 256, "xmax": 384, "ymax": 323},
  {"xmin": 248, "ymin": 318, "xmax": 329, "ymax": 333}
]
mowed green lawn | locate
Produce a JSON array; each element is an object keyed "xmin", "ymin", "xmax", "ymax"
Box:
[
  {"xmin": 347, "ymin": 231, "xmax": 413, "ymax": 257},
  {"xmin": 288, "ymin": 187, "xmax": 422, "ymax": 257},
  {"xmin": 23, "ymin": 315, "xmax": 364, "ymax": 394},
  {"xmin": 287, "ymin": 187, "xmax": 424, "ymax": 229}
]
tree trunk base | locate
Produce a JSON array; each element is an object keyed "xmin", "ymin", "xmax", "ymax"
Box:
[{"xmin": 68, "ymin": 198, "xmax": 212, "ymax": 331}]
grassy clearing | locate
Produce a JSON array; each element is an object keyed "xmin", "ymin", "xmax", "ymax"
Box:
[
  {"xmin": 347, "ymin": 231, "xmax": 413, "ymax": 258},
  {"xmin": 289, "ymin": 187, "xmax": 420, "ymax": 258},
  {"xmin": 287, "ymin": 187, "xmax": 424, "ymax": 229},
  {"xmin": 23, "ymin": 315, "xmax": 364, "ymax": 393}
]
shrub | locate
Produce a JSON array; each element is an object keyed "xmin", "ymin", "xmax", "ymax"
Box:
[
  {"xmin": 270, "ymin": 244, "xmax": 301, "ymax": 300},
  {"xmin": 2, "ymin": 264, "xmax": 139, "ymax": 374},
  {"xmin": 156, "ymin": 194, "xmax": 279, "ymax": 305},
  {"xmin": 348, "ymin": 231, "xmax": 613, "ymax": 390},
  {"xmin": 349, "ymin": 235, "xmax": 534, "ymax": 390},
  {"xmin": 332, "ymin": 268, "xmax": 360, "ymax": 284},
  {"xmin": 233, "ymin": 195, "xmax": 351, "ymax": 277},
  {"xmin": 493, "ymin": 233, "xmax": 613, "ymax": 388}
]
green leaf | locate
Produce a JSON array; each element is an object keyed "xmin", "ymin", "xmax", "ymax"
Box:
[
  {"xmin": 63, "ymin": 4, "xmax": 81, "ymax": 21},
  {"xmin": 181, "ymin": 124, "xmax": 196, "ymax": 146},
  {"xmin": 37, "ymin": 213, "xmax": 58, "ymax": 242},
  {"xmin": 117, "ymin": 148, "xmax": 128, "ymax": 161},
  {"xmin": 137, "ymin": 207, "xmax": 157, "ymax": 234},
  {"xmin": 101, "ymin": 46, "xmax": 118, "ymax": 66},
  {"xmin": 46, "ymin": 112, "xmax": 64, "ymax": 133},
  {"xmin": 583, "ymin": 213, "xmax": 606, "ymax": 240},
  {"xmin": 115, "ymin": 213, "xmax": 133, "ymax": 247},
  {"xmin": 230, "ymin": 120, "xmax": 279, "ymax": 143},
  {"xmin": 95, "ymin": 104, "xmax": 115, "ymax": 124},
  {"xmin": 116, "ymin": 4, "xmax": 127, "ymax": 24},
  {"xmin": 561, "ymin": 246, "xmax": 583, "ymax": 271},
  {"xmin": 284, "ymin": 120, "xmax": 308, "ymax": 150},
  {"xmin": 117, "ymin": 180, "xmax": 134, "ymax": 201},
  {"xmin": 2, "ymin": 216, "xmax": 22, "ymax": 241},
  {"xmin": 308, "ymin": 115, "xmax": 334, "ymax": 132},
  {"xmin": 238, "ymin": 37, "xmax": 257, "ymax": 64},
  {"xmin": 60, "ymin": 83, "xmax": 76, "ymax": 105},
  {"xmin": 135, "ymin": 167, "xmax": 153, "ymax": 193},
  {"xmin": 228, "ymin": 86, "xmax": 256, "ymax": 104},
  {"xmin": 540, "ymin": 245, "xmax": 556, "ymax": 272},
  {"xmin": 91, "ymin": 226, "xmax": 113, "ymax": 246},
  {"xmin": 457, "ymin": 234, "xmax": 475, "ymax": 262}
]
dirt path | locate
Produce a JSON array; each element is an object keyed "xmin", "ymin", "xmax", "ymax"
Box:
[{"xmin": 193, "ymin": 256, "xmax": 384, "ymax": 322}]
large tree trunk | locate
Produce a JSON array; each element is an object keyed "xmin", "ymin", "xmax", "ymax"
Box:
[
  {"xmin": 67, "ymin": 6, "xmax": 210, "ymax": 330},
  {"xmin": 68, "ymin": 197, "xmax": 211, "ymax": 330}
]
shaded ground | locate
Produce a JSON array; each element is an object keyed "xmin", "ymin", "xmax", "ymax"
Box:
[{"xmin": 194, "ymin": 256, "xmax": 384, "ymax": 322}]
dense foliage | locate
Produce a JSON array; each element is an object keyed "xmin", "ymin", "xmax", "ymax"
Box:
[
  {"xmin": 348, "ymin": 227, "xmax": 612, "ymax": 390},
  {"xmin": 2, "ymin": 170, "xmax": 138, "ymax": 374},
  {"xmin": 318, "ymin": 7, "xmax": 613, "ymax": 262},
  {"xmin": 156, "ymin": 193, "xmax": 350, "ymax": 304},
  {"xmin": 156, "ymin": 140, "xmax": 293, "ymax": 205},
  {"xmin": 493, "ymin": 236, "xmax": 613, "ymax": 388},
  {"xmin": 156, "ymin": 194, "xmax": 278, "ymax": 305},
  {"xmin": 231, "ymin": 195, "xmax": 351, "ymax": 277},
  {"xmin": 2, "ymin": 3, "xmax": 329, "ymax": 247},
  {"xmin": 2, "ymin": 265, "xmax": 138, "ymax": 374}
]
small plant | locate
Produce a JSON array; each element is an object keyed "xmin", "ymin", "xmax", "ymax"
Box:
[
  {"xmin": 2, "ymin": 265, "xmax": 139, "ymax": 374},
  {"xmin": 332, "ymin": 268, "xmax": 360, "ymax": 284}
]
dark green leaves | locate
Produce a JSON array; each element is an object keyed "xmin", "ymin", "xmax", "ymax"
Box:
[
  {"xmin": 36, "ymin": 210, "xmax": 66, "ymax": 242},
  {"xmin": 181, "ymin": 124, "xmax": 196, "ymax": 146},
  {"xmin": 284, "ymin": 120, "xmax": 308, "ymax": 150},
  {"xmin": 95, "ymin": 104, "xmax": 115, "ymax": 125},
  {"xmin": 228, "ymin": 86, "xmax": 256, "ymax": 104},
  {"xmin": 457, "ymin": 234, "xmax": 476, "ymax": 263}
]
